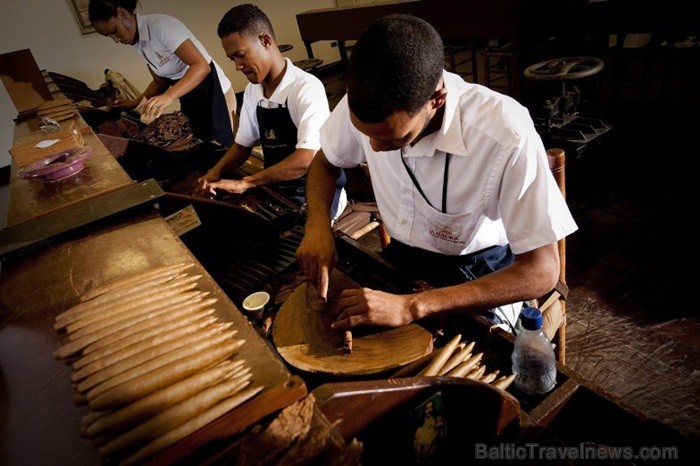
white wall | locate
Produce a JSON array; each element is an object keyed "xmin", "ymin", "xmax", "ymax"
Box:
[
  {"xmin": 0, "ymin": 86, "xmax": 12, "ymax": 167},
  {"xmin": 0, "ymin": 0, "xmax": 339, "ymax": 167}
]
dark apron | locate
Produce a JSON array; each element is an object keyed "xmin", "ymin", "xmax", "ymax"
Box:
[
  {"xmin": 382, "ymin": 240, "xmax": 514, "ymax": 288},
  {"xmin": 172, "ymin": 61, "xmax": 234, "ymax": 148},
  {"xmin": 256, "ymin": 100, "xmax": 346, "ymax": 212},
  {"xmin": 382, "ymin": 240, "xmax": 517, "ymax": 331}
]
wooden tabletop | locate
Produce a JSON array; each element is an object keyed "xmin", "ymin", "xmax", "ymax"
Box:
[
  {"xmin": 7, "ymin": 114, "xmax": 133, "ymax": 227},
  {"xmin": 0, "ymin": 213, "xmax": 297, "ymax": 466}
]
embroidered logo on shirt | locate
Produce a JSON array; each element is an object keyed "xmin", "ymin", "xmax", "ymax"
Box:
[
  {"xmin": 429, "ymin": 225, "xmax": 464, "ymax": 244},
  {"xmin": 265, "ymin": 129, "xmax": 277, "ymax": 140},
  {"xmin": 156, "ymin": 52, "xmax": 171, "ymax": 67}
]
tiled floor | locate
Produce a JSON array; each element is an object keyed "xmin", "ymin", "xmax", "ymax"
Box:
[{"xmin": 317, "ymin": 42, "xmax": 700, "ymax": 441}]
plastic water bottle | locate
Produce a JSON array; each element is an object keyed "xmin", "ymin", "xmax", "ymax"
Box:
[{"xmin": 511, "ymin": 307, "xmax": 557, "ymax": 395}]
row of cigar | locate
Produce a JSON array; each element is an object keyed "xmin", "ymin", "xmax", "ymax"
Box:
[
  {"xmin": 53, "ymin": 262, "xmax": 261, "ymax": 465},
  {"xmin": 390, "ymin": 333, "xmax": 516, "ymax": 390}
]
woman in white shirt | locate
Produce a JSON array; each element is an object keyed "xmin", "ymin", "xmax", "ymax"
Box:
[{"xmin": 88, "ymin": 0, "xmax": 236, "ymax": 147}]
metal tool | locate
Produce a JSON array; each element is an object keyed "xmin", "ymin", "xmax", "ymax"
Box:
[
  {"xmin": 234, "ymin": 264, "xmax": 266, "ymax": 284},
  {"xmin": 237, "ymin": 258, "xmax": 278, "ymax": 277},
  {"xmin": 256, "ymin": 203, "xmax": 279, "ymax": 220},
  {"xmin": 38, "ymin": 116, "xmax": 60, "ymax": 132}
]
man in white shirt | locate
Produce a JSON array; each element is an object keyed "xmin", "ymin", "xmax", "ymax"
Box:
[
  {"xmin": 197, "ymin": 4, "xmax": 346, "ymax": 218},
  {"xmin": 296, "ymin": 14, "xmax": 578, "ymax": 331}
]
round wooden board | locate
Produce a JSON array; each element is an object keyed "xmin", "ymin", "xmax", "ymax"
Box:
[{"xmin": 272, "ymin": 278, "xmax": 433, "ymax": 376}]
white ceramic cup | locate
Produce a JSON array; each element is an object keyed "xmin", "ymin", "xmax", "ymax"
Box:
[{"xmin": 242, "ymin": 291, "xmax": 270, "ymax": 320}]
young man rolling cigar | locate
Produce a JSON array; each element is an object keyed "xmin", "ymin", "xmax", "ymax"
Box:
[
  {"xmin": 296, "ymin": 14, "xmax": 577, "ymax": 333},
  {"xmin": 196, "ymin": 4, "xmax": 346, "ymax": 219}
]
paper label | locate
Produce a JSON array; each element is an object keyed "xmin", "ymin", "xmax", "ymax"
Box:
[
  {"xmin": 165, "ymin": 205, "xmax": 201, "ymax": 236},
  {"xmin": 35, "ymin": 139, "xmax": 59, "ymax": 148}
]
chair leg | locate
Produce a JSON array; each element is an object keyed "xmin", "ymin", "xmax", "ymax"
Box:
[
  {"xmin": 378, "ymin": 223, "xmax": 391, "ymax": 250},
  {"xmin": 470, "ymin": 46, "xmax": 479, "ymax": 83},
  {"xmin": 555, "ymin": 303, "xmax": 567, "ymax": 364}
]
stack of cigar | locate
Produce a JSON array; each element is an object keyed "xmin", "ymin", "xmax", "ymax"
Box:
[
  {"xmin": 53, "ymin": 262, "xmax": 261, "ymax": 465},
  {"xmin": 389, "ymin": 334, "xmax": 516, "ymax": 390},
  {"xmin": 37, "ymin": 98, "xmax": 77, "ymax": 122}
]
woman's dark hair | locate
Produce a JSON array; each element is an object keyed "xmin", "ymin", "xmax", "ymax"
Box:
[
  {"xmin": 88, "ymin": 0, "xmax": 138, "ymax": 23},
  {"xmin": 346, "ymin": 14, "xmax": 444, "ymax": 123},
  {"xmin": 217, "ymin": 3, "xmax": 275, "ymax": 40}
]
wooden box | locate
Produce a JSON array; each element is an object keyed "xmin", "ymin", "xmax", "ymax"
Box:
[{"xmin": 9, "ymin": 120, "xmax": 84, "ymax": 167}]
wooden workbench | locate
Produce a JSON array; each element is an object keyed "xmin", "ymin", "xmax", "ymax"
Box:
[
  {"xmin": 6, "ymin": 114, "xmax": 133, "ymax": 227},
  {"xmin": 0, "ymin": 212, "xmax": 299, "ymax": 466}
]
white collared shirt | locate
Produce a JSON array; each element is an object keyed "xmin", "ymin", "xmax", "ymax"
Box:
[
  {"xmin": 133, "ymin": 13, "xmax": 231, "ymax": 93},
  {"xmin": 235, "ymin": 58, "xmax": 330, "ymax": 151},
  {"xmin": 321, "ymin": 70, "xmax": 578, "ymax": 255}
]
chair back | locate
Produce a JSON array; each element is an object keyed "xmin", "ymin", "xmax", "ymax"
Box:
[{"xmin": 544, "ymin": 147, "xmax": 569, "ymax": 362}]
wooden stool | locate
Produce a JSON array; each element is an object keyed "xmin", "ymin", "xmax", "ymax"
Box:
[
  {"xmin": 444, "ymin": 42, "xmax": 479, "ymax": 83},
  {"xmin": 483, "ymin": 41, "xmax": 518, "ymax": 97}
]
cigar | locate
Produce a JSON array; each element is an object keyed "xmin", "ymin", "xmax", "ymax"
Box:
[{"xmin": 342, "ymin": 330, "xmax": 353, "ymax": 354}]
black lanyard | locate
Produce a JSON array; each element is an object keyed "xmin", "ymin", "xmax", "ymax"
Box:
[{"xmin": 400, "ymin": 148, "xmax": 451, "ymax": 213}]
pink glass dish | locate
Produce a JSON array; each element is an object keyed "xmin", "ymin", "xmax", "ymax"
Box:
[{"xmin": 17, "ymin": 146, "xmax": 94, "ymax": 182}]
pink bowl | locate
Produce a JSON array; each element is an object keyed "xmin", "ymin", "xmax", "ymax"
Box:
[{"xmin": 17, "ymin": 146, "xmax": 94, "ymax": 182}]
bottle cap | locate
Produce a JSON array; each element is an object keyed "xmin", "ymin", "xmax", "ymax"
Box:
[{"xmin": 520, "ymin": 306, "xmax": 543, "ymax": 330}]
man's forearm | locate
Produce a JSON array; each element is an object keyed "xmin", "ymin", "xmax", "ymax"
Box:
[
  {"xmin": 244, "ymin": 148, "xmax": 315, "ymax": 188},
  {"xmin": 305, "ymin": 153, "xmax": 341, "ymax": 227},
  {"xmin": 209, "ymin": 144, "xmax": 251, "ymax": 177},
  {"xmin": 409, "ymin": 244, "xmax": 560, "ymax": 320}
]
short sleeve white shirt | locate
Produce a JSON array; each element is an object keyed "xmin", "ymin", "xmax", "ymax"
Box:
[
  {"xmin": 134, "ymin": 14, "xmax": 231, "ymax": 93},
  {"xmin": 320, "ymin": 70, "xmax": 578, "ymax": 255},
  {"xmin": 235, "ymin": 58, "xmax": 329, "ymax": 150}
]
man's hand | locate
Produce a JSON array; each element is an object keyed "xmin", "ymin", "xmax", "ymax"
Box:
[
  {"xmin": 205, "ymin": 178, "xmax": 253, "ymax": 196},
  {"xmin": 195, "ymin": 169, "xmax": 222, "ymax": 198},
  {"xmin": 296, "ymin": 225, "xmax": 337, "ymax": 302},
  {"xmin": 331, "ymin": 288, "xmax": 415, "ymax": 329}
]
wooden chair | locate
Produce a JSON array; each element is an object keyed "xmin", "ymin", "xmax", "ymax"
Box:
[
  {"xmin": 482, "ymin": 40, "xmax": 519, "ymax": 98},
  {"xmin": 444, "ymin": 40, "xmax": 479, "ymax": 83},
  {"xmin": 538, "ymin": 147, "xmax": 569, "ymax": 363}
]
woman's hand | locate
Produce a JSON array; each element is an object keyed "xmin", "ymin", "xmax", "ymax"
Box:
[{"xmin": 142, "ymin": 94, "xmax": 175, "ymax": 120}]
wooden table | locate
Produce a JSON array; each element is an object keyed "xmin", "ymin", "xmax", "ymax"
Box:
[{"xmin": 7, "ymin": 114, "xmax": 133, "ymax": 227}]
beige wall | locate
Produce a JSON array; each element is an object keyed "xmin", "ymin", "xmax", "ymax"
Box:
[{"xmin": 0, "ymin": 0, "xmax": 338, "ymax": 167}]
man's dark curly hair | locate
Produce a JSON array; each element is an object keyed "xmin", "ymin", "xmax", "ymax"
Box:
[
  {"xmin": 217, "ymin": 3, "xmax": 275, "ymax": 40},
  {"xmin": 346, "ymin": 14, "xmax": 444, "ymax": 123}
]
